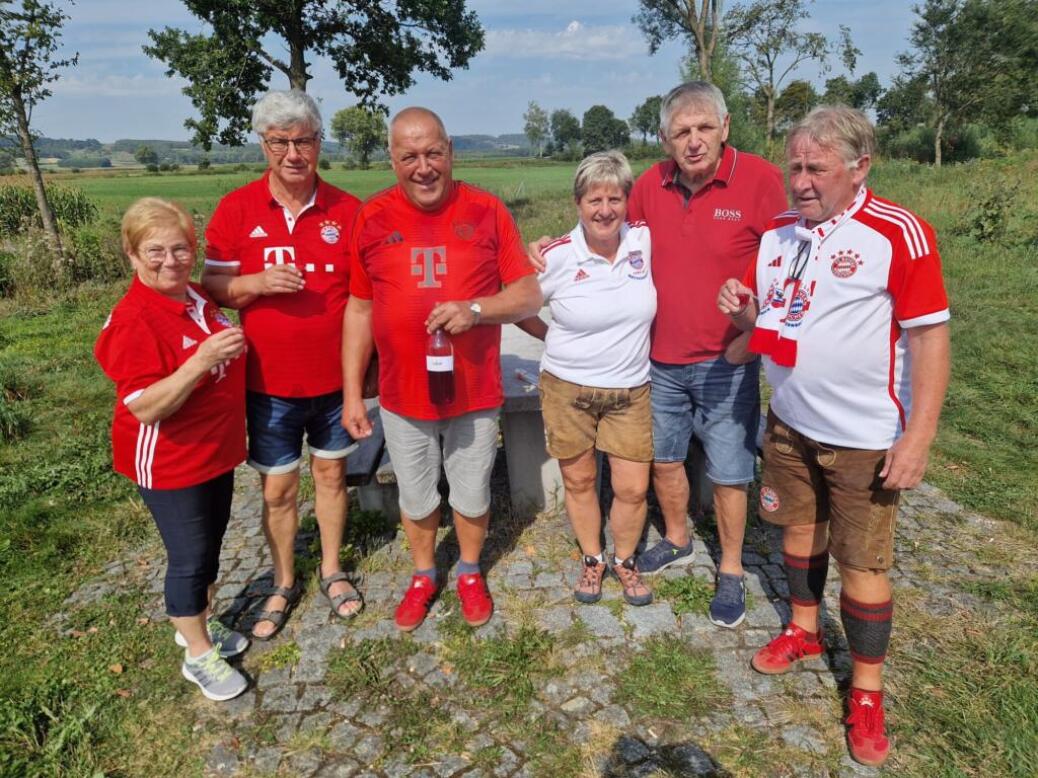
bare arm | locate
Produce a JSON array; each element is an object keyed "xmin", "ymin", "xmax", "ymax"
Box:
[
  {"xmin": 126, "ymin": 328, "xmax": 246, "ymax": 425},
  {"xmin": 717, "ymin": 278, "xmax": 759, "ymax": 332},
  {"xmin": 515, "ymin": 315, "xmax": 548, "ymax": 341},
  {"xmin": 425, "ymin": 274, "xmax": 543, "ymax": 335},
  {"xmin": 526, "ymin": 236, "xmax": 554, "ymax": 272},
  {"xmin": 341, "ymin": 296, "xmax": 375, "ymax": 439},
  {"xmin": 879, "ymin": 322, "xmax": 951, "ymax": 490},
  {"xmin": 201, "ymin": 263, "xmax": 305, "ymax": 310}
]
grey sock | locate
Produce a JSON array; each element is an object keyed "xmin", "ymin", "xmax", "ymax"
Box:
[
  {"xmin": 456, "ymin": 560, "xmax": 480, "ymax": 575},
  {"xmin": 415, "ymin": 567, "xmax": 438, "ymax": 584}
]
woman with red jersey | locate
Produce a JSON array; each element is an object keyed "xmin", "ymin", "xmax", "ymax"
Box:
[{"xmin": 95, "ymin": 198, "xmax": 250, "ymax": 701}]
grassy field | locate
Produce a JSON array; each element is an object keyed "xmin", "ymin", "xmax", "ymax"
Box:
[{"xmin": 1, "ymin": 152, "xmax": 1036, "ymax": 775}]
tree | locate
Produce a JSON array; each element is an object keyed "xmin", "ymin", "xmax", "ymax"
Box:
[
  {"xmin": 522, "ymin": 101, "xmax": 549, "ymax": 157},
  {"xmin": 550, "ymin": 109, "xmax": 581, "ymax": 154},
  {"xmin": 630, "ymin": 95, "xmax": 663, "ymax": 144},
  {"xmin": 582, "ymin": 105, "xmax": 630, "ymax": 155},
  {"xmin": 774, "ymin": 79, "xmax": 818, "ymax": 131},
  {"xmin": 822, "ymin": 72, "xmax": 881, "ymax": 111},
  {"xmin": 0, "ymin": 0, "xmax": 77, "ymax": 265},
  {"xmin": 134, "ymin": 144, "xmax": 159, "ymax": 166},
  {"xmin": 330, "ymin": 105, "xmax": 386, "ymax": 169},
  {"xmin": 897, "ymin": 0, "xmax": 1038, "ymax": 166},
  {"xmin": 635, "ymin": 1, "xmax": 722, "ymax": 83},
  {"xmin": 725, "ymin": 0, "xmax": 830, "ymax": 144},
  {"xmin": 145, "ymin": 1, "xmax": 485, "ymax": 149}
]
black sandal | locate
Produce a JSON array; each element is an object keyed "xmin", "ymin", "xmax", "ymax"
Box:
[
  {"xmin": 320, "ymin": 571, "xmax": 364, "ymax": 619},
  {"xmin": 250, "ymin": 581, "xmax": 303, "ymax": 641}
]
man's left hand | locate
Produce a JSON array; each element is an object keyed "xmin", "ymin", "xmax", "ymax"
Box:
[
  {"xmin": 879, "ymin": 433, "xmax": 931, "ymax": 490},
  {"xmin": 426, "ymin": 301, "xmax": 477, "ymax": 334}
]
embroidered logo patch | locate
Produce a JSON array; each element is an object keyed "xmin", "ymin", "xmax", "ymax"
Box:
[
  {"xmin": 214, "ymin": 312, "xmax": 233, "ymax": 327},
  {"xmin": 573, "ymin": 268, "xmax": 590, "ymax": 282},
  {"xmin": 320, "ymin": 220, "xmax": 342, "ymax": 245},
  {"xmin": 713, "ymin": 207, "xmax": 743, "ymax": 221},
  {"xmin": 249, "ymin": 225, "xmax": 268, "ymax": 238},
  {"xmin": 182, "ymin": 335, "xmax": 197, "ymax": 350},
  {"xmin": 759, "ymin": 486, "xmax": 781, "ymax": 512},
  {"xmin": 452, "ymin": 221, "xmax": 475, "ymax": 240},
  {"xmin": 384, "ymin": 231, "xmax": 404, "ymax": 245},
  {"xmin": 830, "ymin": 249, "xmax": 862, "ymax": 278},
  {"xmin": 627, "ymin": 251, "xmax": 644, "ymax": 270}
]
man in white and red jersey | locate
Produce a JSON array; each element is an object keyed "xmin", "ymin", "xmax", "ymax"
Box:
[
  {"xmin": 719, "ymin": 106, "xmax": 951, "ymax": 768},
  {"xmin": 202, "ymin": 90, "xmax": 363, "ymax": 640},
  {"xmin": 531, "ymin": 81, "xmax": 787, "ymax": 627},
  {"xmin": 342, "ymin": 107, "xmax": 541, "ymax": 632}
]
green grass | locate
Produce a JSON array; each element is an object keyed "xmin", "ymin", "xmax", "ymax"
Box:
[
  {"xmin": 615, "ymin": 635, "xmax": 730, "ymax": 720},
  {"xmin": 255, "ymin": 641, "xmax": 302, "ymax": 672},
  {"xmin": 889, "ymin": 590, "xmax": 1038, "ymax": 777},
  {"xmin": 1, "ymin": 152, "xmax": 1037, "ymax": 774}
]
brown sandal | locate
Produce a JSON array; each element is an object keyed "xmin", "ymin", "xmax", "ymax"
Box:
[{"xmin": 250, "ymin": 581, "xmax": 303, "ymax": 641}]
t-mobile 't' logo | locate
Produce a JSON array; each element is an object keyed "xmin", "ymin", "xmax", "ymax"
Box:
[
  {"xmin": 263, "ymin": 246, "xmax": 296, "ymax": 268},
  {"xmin": 411, "ymin": 246, "xmax": 447, "ymax": 288}
]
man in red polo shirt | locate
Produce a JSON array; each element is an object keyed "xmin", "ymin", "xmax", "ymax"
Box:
[
  {"xmin": 202, "ymin": 90, "xmax": 363, "ymax": 640},
  {"xmin": 342, "ymin": 107, "xmax": 541, "ymax": 631},
  {"xmin": 530, "ymin": 82, "xmax": 787, "ymax": 627}
]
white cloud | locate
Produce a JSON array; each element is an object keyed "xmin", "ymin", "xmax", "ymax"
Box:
[
  {"xmin": 484, "ymin": 20, "xmax": 646, "ymax": 61},
  {"xmin": 52, "ymin": 73, "xmax": 185, "ymax": 99}
]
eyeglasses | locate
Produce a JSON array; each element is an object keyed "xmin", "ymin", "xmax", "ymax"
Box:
[
  {"xmin": 142, "ymin": 245, "xmax": 194, "ymax": 264},
  {"xmin": 263, "ymin": 134, "xmax": 320, "ymax": 155}
]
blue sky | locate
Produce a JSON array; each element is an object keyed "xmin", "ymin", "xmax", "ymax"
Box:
[{"xmin": 33, "ymin": 0, "xmax": 917, "ymax": 142}]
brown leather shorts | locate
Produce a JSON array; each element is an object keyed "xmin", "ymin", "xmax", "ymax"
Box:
[
  {"xmin": 759, "ymin": 410, "xmax": 900, "ymax": 571},
  {"xmin": 539, "ymin": 371, "xmax": 653, "ymax": 463}
]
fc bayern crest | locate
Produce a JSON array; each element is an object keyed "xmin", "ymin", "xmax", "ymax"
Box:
[
  {"xmin": 627, "ymin": 251, "xmax": 644, "ymax": 270},
  {"xmin": 320, "ymin": 220, "xmax": 342, "ymax": 245},
  {"xmin": 759, "ymin": 486, "xmax": 781, "ymax": 512},
  {"xmin": 830, "ymin": 249, "xmax": 863, "ymax": 278},
  {"xmin": 453, "ymin": 221, "xmax": 475, "ymax": 240},
  {"xmin": 783, "ymin": 289, "xmax": 812, "ymax": 325},
  {"xmin": 214, "ymin": 312, "xmax": 233, "ymax": 327}
]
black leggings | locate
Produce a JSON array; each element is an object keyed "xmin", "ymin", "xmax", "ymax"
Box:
[{"xmin": 138, "ymin": 470, "xmax": 234, "ymax": 617}]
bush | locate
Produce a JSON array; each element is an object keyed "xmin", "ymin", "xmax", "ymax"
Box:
[
  {"xmin": 197, "ymin": 159, "xmax": 210, "ymax": 170},
  {"xmin": 0, "ymin": 184, "xmax": 98, "ymax": 236},
  {"xmin": 145, "ymin": 164, "xmax": 159, "ymax": 174},
  {"xmin": 319, "ymin": 158, "xmax": 331, "ymax": 170},
  {"xmin": 0, "ymin": 251, "xmax": 14, "ymax": 297}
]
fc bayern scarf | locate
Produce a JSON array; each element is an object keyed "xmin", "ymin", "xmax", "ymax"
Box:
[{"xmin": 749, "ymin": 186, "xmax": 867, "ymax": 367}]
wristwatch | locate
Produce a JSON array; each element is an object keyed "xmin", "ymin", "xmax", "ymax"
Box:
[{"xmin": 469, "ymin": 301, "xmax": 482, "ymax": 325}]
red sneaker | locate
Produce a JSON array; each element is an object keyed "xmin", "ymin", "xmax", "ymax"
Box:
[
  {"xmin": 457, "ymin": 573, "xmax": 494, "ymax": 627},
  {"xmin": 846, "ymin": 688, "xmax": 890, "ymax": 767},
  {"xmin": 750, "ymin": 622, "xmax": 824, "ymax": 674},
  {"xmin": 394, "ymin": 575, "xmax": 438, "ymax": 632}
]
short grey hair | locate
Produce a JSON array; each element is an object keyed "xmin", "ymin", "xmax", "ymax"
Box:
[
  {"xmin": 786, "ymin": 105, "xmax": 875, "ymax": 168},
  {"xmin": 660, "ymin": 81, "xmax": 728, "ymax": 136},
  {"xmin": 252, "ymin": 90, "xmax": 322, "ymax": 136},
  {"xmin": 573, "ymin": 150, "xmax": 634, "ymax": 201}
]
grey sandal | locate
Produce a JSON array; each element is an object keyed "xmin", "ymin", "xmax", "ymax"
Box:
[
  {"xmin": 250, "ymin": 581, "xmax": 302, "ymax": 641},
  {"xmin": 319, "ymin": 571, "xmax": 364, "ymax": 619}
]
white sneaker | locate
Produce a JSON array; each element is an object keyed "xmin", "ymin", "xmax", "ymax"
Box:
[
  {"xmin": 174, "ymin": 618, "xmax": 250, "ymax": 658},
  {"xmin": 181, "ymin": 648, "xmax": 248, "ymax": 701}
]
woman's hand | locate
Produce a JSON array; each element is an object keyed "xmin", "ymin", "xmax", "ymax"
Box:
[
  {"xmin": 193, "ymin": 328, "xmax": 246, "ymax": 371},
  {"xmin": 526, "ymin": 236, "xmax": 554, "ymax": 272}
]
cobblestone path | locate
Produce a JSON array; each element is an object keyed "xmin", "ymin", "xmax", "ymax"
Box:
[{"xmin": 60, "ymin": 459, "xmax": 1037, "ymax": 778}]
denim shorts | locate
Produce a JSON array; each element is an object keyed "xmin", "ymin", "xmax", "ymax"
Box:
[
  {"xmin": 247, "ymin": 391, "xmax": 357, "ymax": 475},
  {"xmin": 650, "ymin": 357, "xmax": 760, "ymax": 485}
]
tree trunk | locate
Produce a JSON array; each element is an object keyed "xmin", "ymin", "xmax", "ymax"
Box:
[
  {"xmin": 934, "ymin": 114, "xmax": 945, "ymax": 168},
  {"xmin": 286, "ymin": 3, "xmax": 310, "ymax": 91},
  {"xmin": 10, "ymin": 88, "xmax": 65, "ymax": 268}
]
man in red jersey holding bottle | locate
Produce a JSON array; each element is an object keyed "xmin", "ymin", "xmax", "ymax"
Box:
[{"xmin": 342, "ymin": 107, "xmax": 541, "ymax": 631}]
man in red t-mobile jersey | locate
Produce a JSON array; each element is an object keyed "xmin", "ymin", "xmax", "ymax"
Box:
[{"xmin": 342, "ymin": 107, "xmax": 541, "ymax": 632}]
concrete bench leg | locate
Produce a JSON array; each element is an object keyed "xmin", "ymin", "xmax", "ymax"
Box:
[
  {"xmin": 357, "ymin": 482, "xmax": 400, "ymax": 525},
  {"xmin": 500, "ymin": 409, "xmax": 563, "ymax": 514}
]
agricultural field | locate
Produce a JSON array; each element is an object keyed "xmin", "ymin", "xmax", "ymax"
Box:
[{"xmin": 1, "ymin": 153, "xmax": 1036, "ymax": 776}]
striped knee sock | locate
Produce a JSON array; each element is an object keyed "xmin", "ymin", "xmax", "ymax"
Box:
[
  {"xmin": 783, "ymin": 551, "xmax": 830, "ymax": 607},
  {"xmin": 840, "ymin": 591, "xmax": 893, "ymax": 664}
]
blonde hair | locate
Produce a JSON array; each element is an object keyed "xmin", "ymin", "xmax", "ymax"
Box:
[
  {"xmin": 573, "ymin": 150, "xmax": 634, "ymax": 201},
  {"xmin": 121, "ymin": 197, "xmax": 196, "ymax": 256},
  {"xmin": 787, "ymin": 105, "xmax": 876, "ymax": 168}
]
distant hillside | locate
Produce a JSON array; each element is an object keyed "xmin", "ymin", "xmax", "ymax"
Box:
[{"xmin": 3, "ymin": 133, "xmax": 534, "ymax": 169}]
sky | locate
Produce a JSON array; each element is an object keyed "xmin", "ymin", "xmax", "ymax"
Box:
[{"xmin": 31, "ymin": 0, "xmax": 918, "ymax": 143}]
